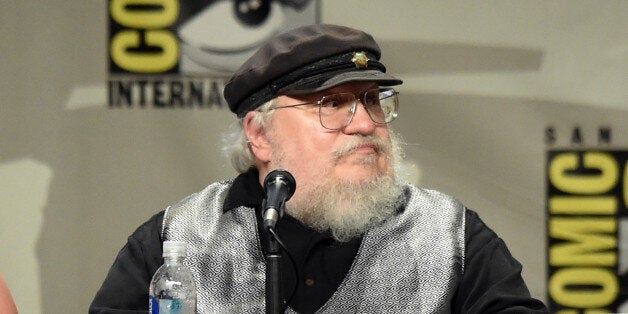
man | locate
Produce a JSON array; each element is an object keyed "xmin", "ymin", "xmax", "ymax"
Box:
[{"xmin": 90, "ymin": 24, "xmax": 547, "ymax": 313}]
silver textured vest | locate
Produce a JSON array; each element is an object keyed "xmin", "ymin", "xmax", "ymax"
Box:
[{"xmin": 162, "ymin": 181, "xmax": 465, "ymax": 313}]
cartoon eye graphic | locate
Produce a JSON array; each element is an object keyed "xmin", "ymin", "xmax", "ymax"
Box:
[
  {"xmin": 234, "ymin": 0, "xmax": 271, "ymax": 26},
  {"xmin": 178, "ymin": 0, "xmax": 316, "ymax": 76}
]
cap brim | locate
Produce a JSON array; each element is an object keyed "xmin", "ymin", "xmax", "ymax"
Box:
[{"xmin": 280, "ymin": 69, "xmax": 402, "ymax": 96}]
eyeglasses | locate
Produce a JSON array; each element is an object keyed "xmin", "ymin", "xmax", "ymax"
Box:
[{"xmin": 269, "ymin": 87, "xmax": 399, "ymax": 130}]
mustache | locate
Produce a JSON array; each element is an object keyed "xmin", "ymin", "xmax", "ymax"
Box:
[{"xmin": 332, "ymin": 135, "xmax": 392, "ymax": 162}]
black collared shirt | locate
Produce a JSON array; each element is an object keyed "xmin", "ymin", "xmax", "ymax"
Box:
[
  {"xmin": 90, "ymin": 169, "xmax": 548, "ymax": 313},
  {"xmin": 222, "ymin": 168, "xmax": 362, "ymax": 313}
]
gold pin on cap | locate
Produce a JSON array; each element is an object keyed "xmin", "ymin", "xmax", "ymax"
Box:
[{"xmin": 351, "ymin": 51, "xmax": 369, "ymax": 68}]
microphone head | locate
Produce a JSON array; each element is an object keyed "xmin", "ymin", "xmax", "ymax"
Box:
[{"xmin": 263, "ymin": 169, "xmax": 296, "ymax": 201}]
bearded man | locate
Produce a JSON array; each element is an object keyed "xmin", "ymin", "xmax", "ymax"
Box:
[{"xmin": 90, "ymin": 24, "xmax": 548, "ymax": 313}]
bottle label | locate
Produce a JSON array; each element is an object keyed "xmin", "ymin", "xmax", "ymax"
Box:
[
  {"xmin": 150, "ymin": 296, "xmax": 185, "ymax": 314},
  {"xmin": 149, "ymin": 296, "xmax": 159, "ymax": 314}
]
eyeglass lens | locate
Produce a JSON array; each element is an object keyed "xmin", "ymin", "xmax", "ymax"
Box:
[{"xmin": 318, "ymin": 88, "xmax": 398, "ymax": 130}]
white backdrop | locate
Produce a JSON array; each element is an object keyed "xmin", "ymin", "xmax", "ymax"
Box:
[{"xmin": 1, "ymin": 1, "xmax": 626, "ymax": 312}]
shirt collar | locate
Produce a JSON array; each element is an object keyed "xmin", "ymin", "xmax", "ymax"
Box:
[{"xmin": 222, "ymin": 168, "xmax": 265, "ymax": 213}]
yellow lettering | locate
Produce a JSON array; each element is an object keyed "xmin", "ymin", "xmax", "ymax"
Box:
[
  {"xmin": 624, "ymin": 161, "xmax": 628, "ymax": 209},
  {"xmin": 110, "ymin": 30, "xmax": 178, "ymax": 73},
  {"xmin": 556, "ymin": 310, "xmax": 611, "ymax": 314},
  {"xmin": 550, "ymin": 217, "xmax": 616, "ymax": 266},
  {"xmin": 549, "ymin": 267, "xmax": 618, "ymax": 308},
  {"xmin": 585, "ymin": 309, "xmax": 612, "ymax": 314},
  {"xmin": 549, "ymin": 196, "xmax": 617, "ymax": 215},
  {"xmin": 110, "ymin": 0, "xmax": 178, "ymax": 28},
  {"xmin": 549, "ymin": 152, "xmax": 618, "ymax": 194}
]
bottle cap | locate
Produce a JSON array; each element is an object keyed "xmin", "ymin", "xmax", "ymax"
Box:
[{"xmin": 162, "ymin": 240, "xmax": 187, "ymax": 257}]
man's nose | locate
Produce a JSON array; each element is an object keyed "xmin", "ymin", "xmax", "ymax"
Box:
[{"xmin": 342, "ymin": 101, "xmax": 376, "ymax": 134}]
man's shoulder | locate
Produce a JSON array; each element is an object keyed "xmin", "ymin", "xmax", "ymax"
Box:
[
  {"xmin": 129, "ymin": 210, "xmax": 165, "ymax": 242},
  {"xmin": 403, "ymin": 184, "xmax": 466, "ymax": 214},
  {"xmin": 173, "ymin": 180, "xmax": 233, "ymax": 206},
  {"xmin": 161, "ymin": 180, "xmax": 237, "ymax": 236},
  {"xmin": 119, "ymin": 211, "xmax": 165, "ymax": 269},
  {"xmin": 103, "ymin": 180, "xmax": 234, "ymax": 244},
  {"xmin": 165, "ymin": 180, "xmax": 234, "ymax": 214}
]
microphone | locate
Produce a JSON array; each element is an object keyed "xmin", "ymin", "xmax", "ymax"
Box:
[{"xmin": 262, "ymin": 169, "xmax": 296, "ymax": 230}]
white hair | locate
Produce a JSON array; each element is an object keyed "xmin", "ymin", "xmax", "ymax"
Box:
[{"xmin": 221, "ymin": 100, "xmax": 275, "ymax": 173}]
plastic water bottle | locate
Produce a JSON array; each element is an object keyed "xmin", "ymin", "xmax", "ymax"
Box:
[{"xmin": 149, "ymin": 241, "xmax": 197, "ymax": 314}]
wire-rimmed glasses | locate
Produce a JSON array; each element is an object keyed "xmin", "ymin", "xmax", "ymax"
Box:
[{"xmin": 270, "ymin": 87, "xmax": 399, "ymax": 130}]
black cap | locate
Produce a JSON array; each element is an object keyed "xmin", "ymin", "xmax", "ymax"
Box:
[{"xmin": 224, "ymin": 24, "xmax": 402, "ymax": 117}]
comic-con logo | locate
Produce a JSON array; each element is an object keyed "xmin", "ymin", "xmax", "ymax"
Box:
[
  {"xmin": 109, "ymin": 0, "xmax": 315, "ymax": 75},
  {"xmin": 108, "ymin": 0, "xmax": 317, "ymax": 108}
]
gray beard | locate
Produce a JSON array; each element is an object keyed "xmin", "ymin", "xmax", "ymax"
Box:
[
  {"xmin": 281, "ymin": 132, "xmax": 406, "ymax": 242},
  {"xmin": 286, "ymin": 174, "xmax": 404, "ymax": 242}
]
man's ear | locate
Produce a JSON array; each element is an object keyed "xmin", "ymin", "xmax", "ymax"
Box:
[{"xmin": 243, "ymin": 111, "xmax": 272, "ymax": 163}]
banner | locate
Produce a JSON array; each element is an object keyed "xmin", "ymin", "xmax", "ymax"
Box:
[
  {"xmin": 107, "ymin": 0, "xmax": 319, "ymax": 108},
  {"xmin": 547, "ymin": 145, "xmax": 628, "ymax": 312}
]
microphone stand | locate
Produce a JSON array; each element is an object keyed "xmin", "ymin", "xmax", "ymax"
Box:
[
  {"xmin": 261, "ymin": 169, "xmax": 296, "ymax": 314},
  {"xmin": 263, "ymin": 200, "xmax": 283, "ymax": 314},
  {"xmin": 265, "ymin": 228, "xmax": 282, "ymax": 314}
]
